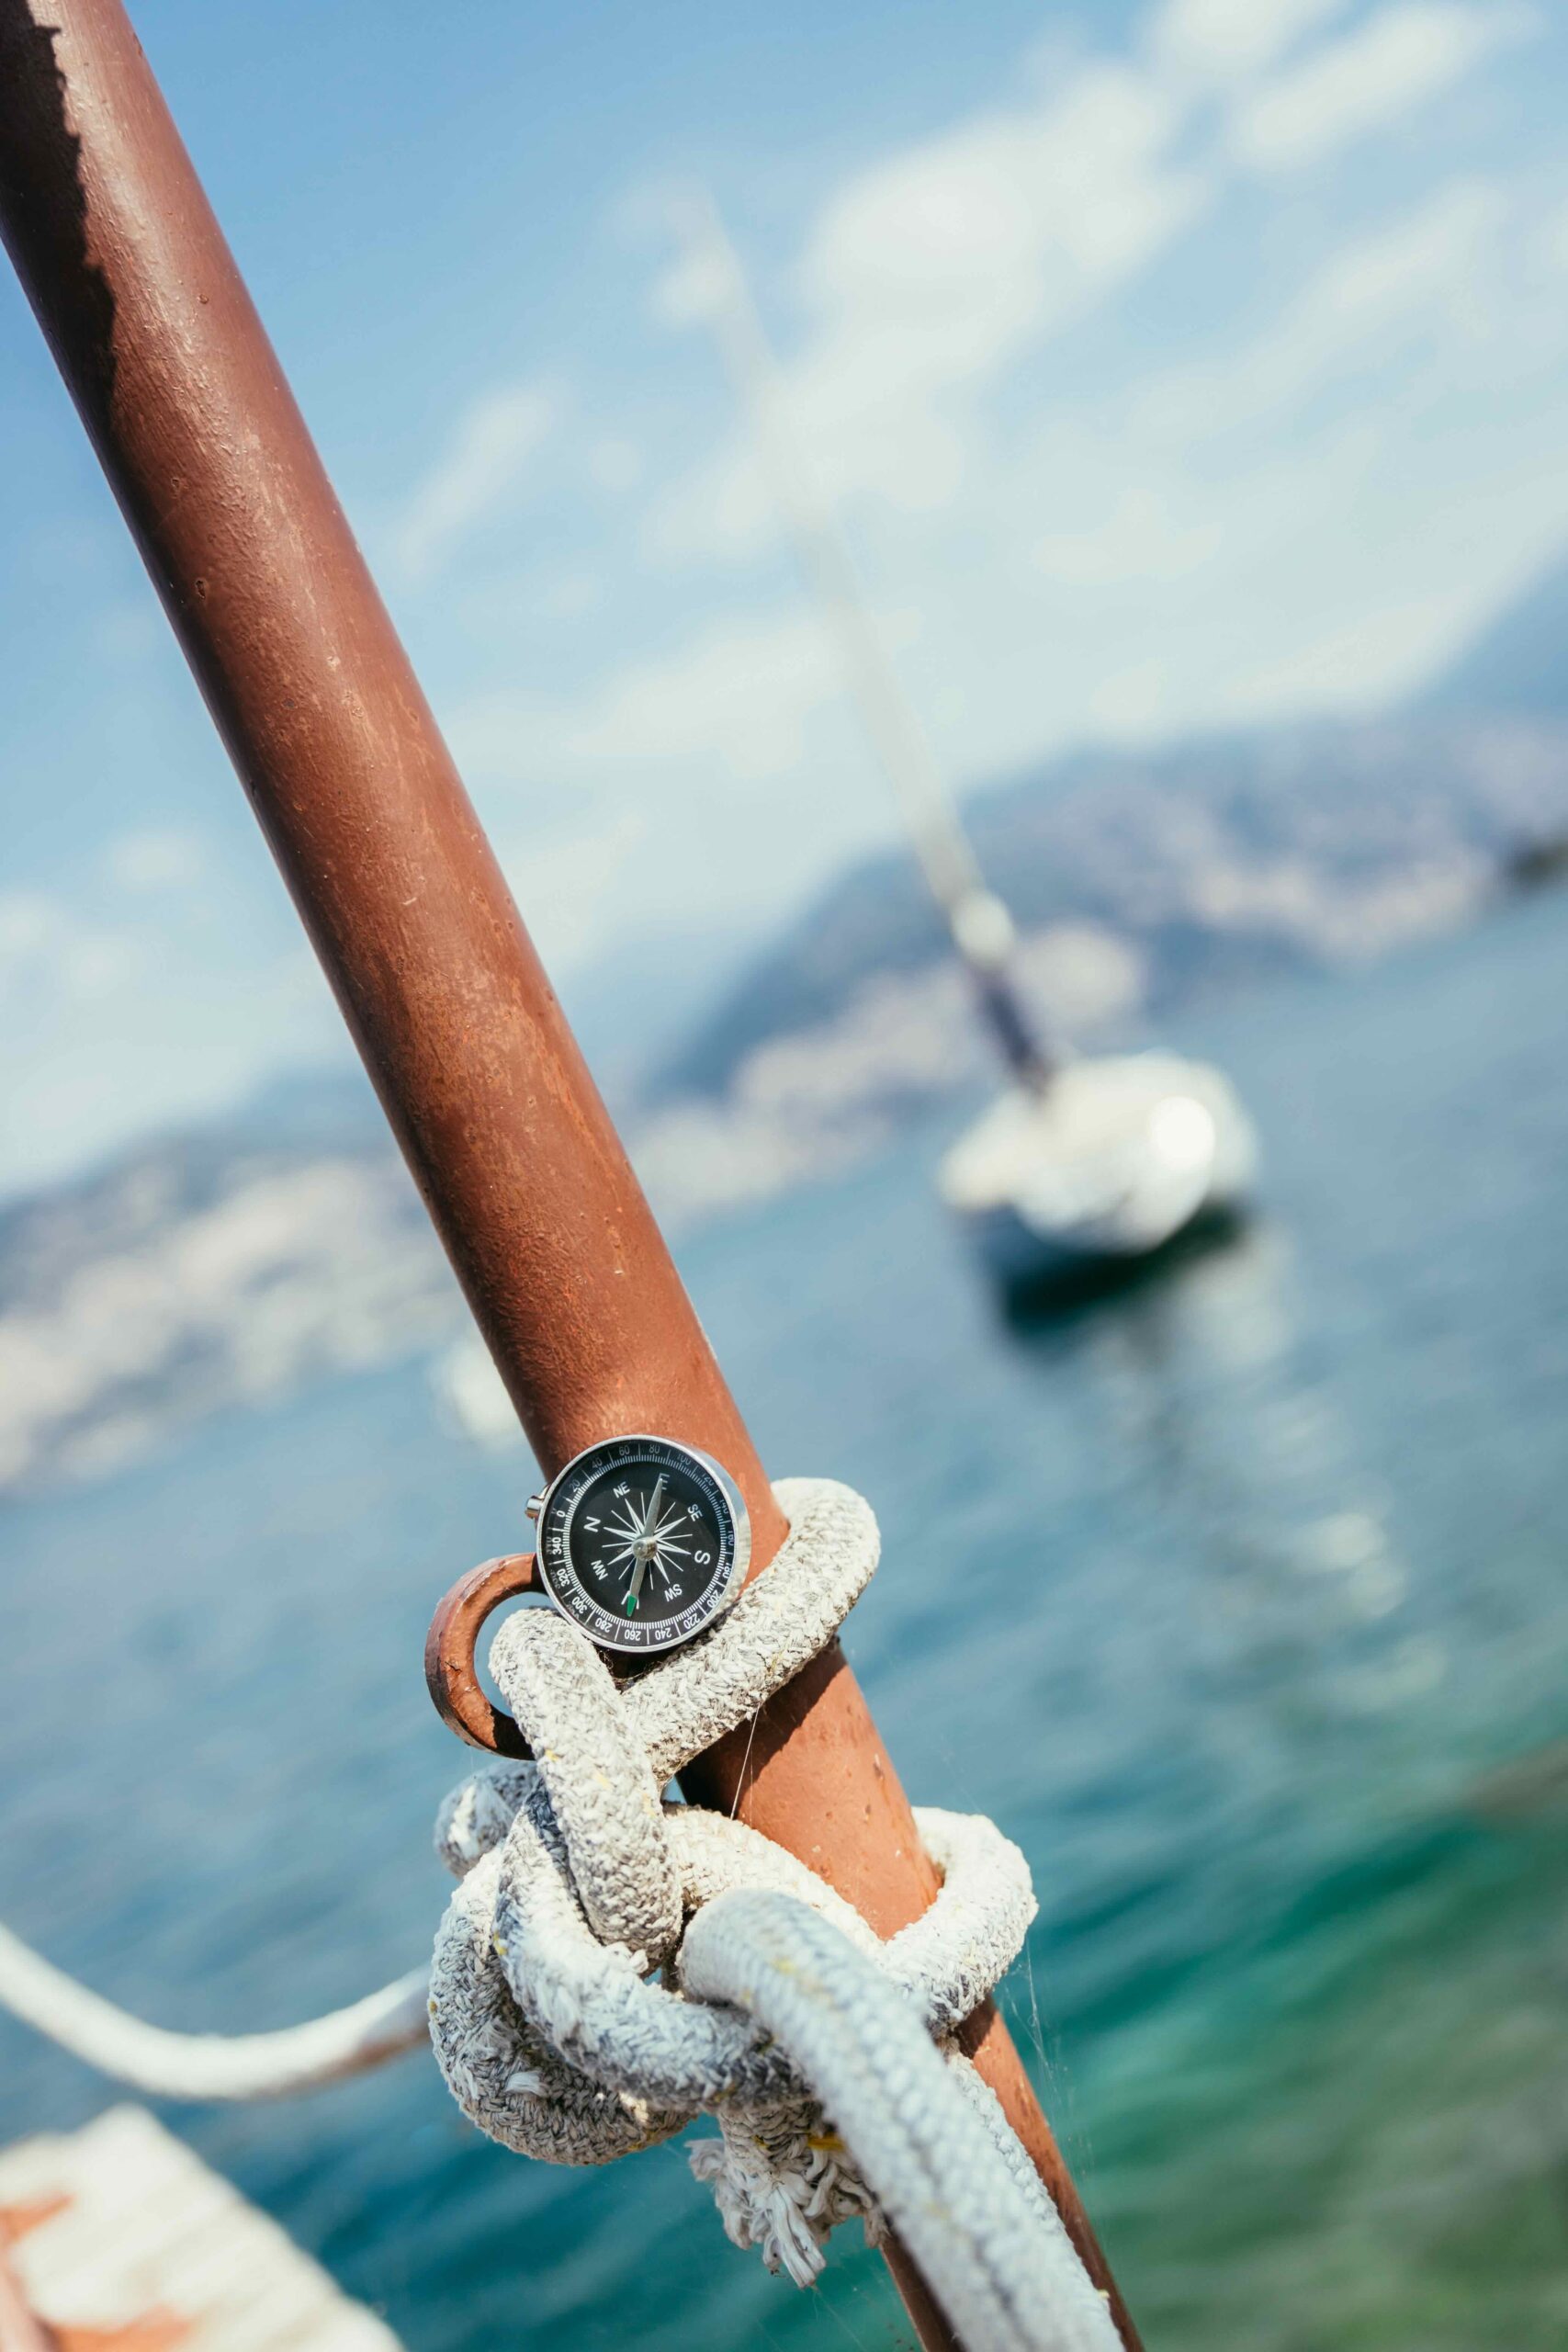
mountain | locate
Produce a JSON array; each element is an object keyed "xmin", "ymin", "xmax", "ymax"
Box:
[
  {"xmin": 0, "ymin": 1082, "xmax": 459, "ymax": 1493},
  {"xmin": 659, "ymin": 711, "xmax": 1568, "ymax": 1105},
  {"xmin": 1418, "ymin": 556, "xmax": 1568, "ymax": 720},
  {"xmin": 650, "ymin": 552, "xmax": 1568, "ymax": 1111}
]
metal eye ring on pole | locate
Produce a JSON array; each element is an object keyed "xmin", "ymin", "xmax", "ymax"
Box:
[{"xmin": 425, "ymin": 1555, "xmax": 543, "ymax": 1758}]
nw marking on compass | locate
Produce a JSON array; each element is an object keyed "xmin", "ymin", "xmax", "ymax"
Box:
[{"xmin": 603, "ymin": 1474, "xmax": 696, "ymax": 1614}]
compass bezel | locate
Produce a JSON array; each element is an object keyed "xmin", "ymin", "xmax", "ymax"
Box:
[{"xmin": 533, "ymin": 1433, "xmax": 750, "ymax": 1657}]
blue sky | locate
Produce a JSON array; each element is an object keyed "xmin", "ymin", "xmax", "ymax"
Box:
[{"xmin": 4, "ymin": 0, "xmax": 1568, "ymax": 1193}]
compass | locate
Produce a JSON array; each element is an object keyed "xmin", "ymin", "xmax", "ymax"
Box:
[{"xmin": 526, "ymin": 1434, "xmax": 750, "ymax": 1657}]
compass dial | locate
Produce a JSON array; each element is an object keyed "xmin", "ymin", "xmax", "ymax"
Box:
[{"xmin": 534, "ymin": 1435, "xmax": 749, "ymax": 1657}]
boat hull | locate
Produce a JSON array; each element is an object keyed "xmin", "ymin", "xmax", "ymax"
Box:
[{"xmin": 938, "ymin": 1053, "xmax": 1258, "ymax": 1295}]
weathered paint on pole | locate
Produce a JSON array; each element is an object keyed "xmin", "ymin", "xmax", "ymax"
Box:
[{"xmin": 0, "ymin": 7, "xmax": 1140, "ymax": 2345}]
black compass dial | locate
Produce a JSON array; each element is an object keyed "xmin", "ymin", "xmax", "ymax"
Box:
[{"xmin": 535, "ymin": 1436, "xmax": 747, "ymax": 1657}]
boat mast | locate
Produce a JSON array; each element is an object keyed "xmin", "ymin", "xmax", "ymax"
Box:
[
  {"xmin": 0, "ymin": 9, "xmax": 1133, "ymax": 2343},
  {"xmin": 679, "ymin": 193, "xmax": 1055, "ymax": 1090}
]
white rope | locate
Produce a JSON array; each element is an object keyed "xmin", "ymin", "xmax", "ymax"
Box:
[
  {"xmin": 682, "ymin": 1893, "xmax": 1119, "ymax": 2352},
  {"xmin": 429, "ymin": 1478, "xmax": 1120, "ymax": 2347},
  {"xmin": 0, "ymin": 1476, "xmax": 1119, "ymax": 2351},
  {"xmin": 0, "ymin": 1925, "xmax": 428, "ymax": 2099}
]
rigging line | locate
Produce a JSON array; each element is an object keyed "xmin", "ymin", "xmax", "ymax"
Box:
[
  {"xmin": 810, "ymin": 2274, "xmax": 883, "ymax": 2352},
  {"xmin": 728, "ymin": 1699, "xmax": 764, "ymax": 1824},
  {"xmin": 1022, "ymin": 1932, "xmax": 1051, "ymax": 2075},
  {"xmin": 675, "ymin": 191, "xmax": 981, "ymax": 925},
  {"xmin": 675, "ymin": 187, "xmax": 1055, "ymax": 1091}
]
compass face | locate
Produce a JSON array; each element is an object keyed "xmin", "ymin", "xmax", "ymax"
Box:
[{"xmin": 535, "ymin": 1435, "xmax": 749, "ymax": 1657}]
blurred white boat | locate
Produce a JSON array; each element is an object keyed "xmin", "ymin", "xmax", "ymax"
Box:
[
  {"xmin": 939, "ymin": 1053, "xmax": 1257, "ymax": 1289},
  {"xmin": 682, "ymin": 197, "xmax": 1259, "ymax": 1290}
]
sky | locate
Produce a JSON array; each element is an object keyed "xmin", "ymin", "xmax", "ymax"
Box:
[{"xmin": 5, "ymin": 0, "xmax": 1568, "ymax": 1195}]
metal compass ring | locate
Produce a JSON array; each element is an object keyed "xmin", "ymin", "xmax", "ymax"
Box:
[{"xmin": 530, "ymin": 1434, "xmax": 751, "ymax": 1660}]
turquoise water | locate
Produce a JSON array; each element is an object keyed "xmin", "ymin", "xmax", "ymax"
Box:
[{"xmin": 6, "ymin": 898, "xmax": 1568, "ymax": 2348}]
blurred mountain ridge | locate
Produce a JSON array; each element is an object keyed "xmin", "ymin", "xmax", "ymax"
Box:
[
  {"xmin": 1416, "ymin": 550, "xmax": 1568, "ymax": 721},
  {"xmin": 659, "ymin": 709, "xmax": 1566, "ymax": 1104},
  {"xmin": 660, "ymin": 542, "xmax": 1568, "ymax": 1104},
  {"xmin": 6, "ymin": 554, "xmax": 1568, "ymax": 1494},
  {"xmin": 0, "ymin": 1080, "xmax": 455, "ymax": 1493}
]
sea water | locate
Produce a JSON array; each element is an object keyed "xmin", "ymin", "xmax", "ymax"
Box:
[{"xmin": 5, "ymin": 895, "xmax": 1568, "ymax": 2349}]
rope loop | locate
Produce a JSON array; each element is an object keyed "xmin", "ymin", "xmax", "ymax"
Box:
[{"xmin": 427, "ymin": 1478, "xmax": 1121, "ymax": 2349}]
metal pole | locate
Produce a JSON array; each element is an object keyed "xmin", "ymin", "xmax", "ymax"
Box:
[{"xmin": 0, "ymin": 8, "xmax": 1139, "ymax": 2345}]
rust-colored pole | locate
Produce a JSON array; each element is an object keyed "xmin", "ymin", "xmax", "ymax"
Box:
[{"xmin": 0, "ymin": 7, "xmax": 1139, "ymax": 2345}]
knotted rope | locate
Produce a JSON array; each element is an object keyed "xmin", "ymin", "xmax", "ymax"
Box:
[
  {"xmin": 428, "ymin": 1477, "xmax": 1119, "ymax": 2349},
  {"xmin": 0, "ymin": 1477, "xmax": 1118, "ymax": 2350}
]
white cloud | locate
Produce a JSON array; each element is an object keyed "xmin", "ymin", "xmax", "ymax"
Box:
[
  {"xmin": 971, "ymin": 174, "xmax": 1541, "ymax": 740},
  {"xmin": 610, "ymin": 1, "xmax": 1566, "ymax": 872},
  {"xmin": 395, "ymin": 382, "xmax": 556, "ymax": 581},
  {"xmin": 1033, "ymin": 485, "xmax": 1222, "ymax": 584},
  {"xmin": 653, "ymin": 1, "xmax": 1540, "ymax": 572},
  {"xmin": 451, "ymin": 606, "xmax": 840, "ymax": 792},
  {"xmin": 0, "ymin": 881, "xmax": 345, "ymax": 1198},
  {"xmin": 1232, "ymin": 2, "xmax": 1536, "ymax": 173},
  {"xmin": 1214, "ymin": 576, "xmax": 1500, "ymax": 718},
  {"xmin": 528, "ymin": 571, "xmax": 601, "ymax": 620},
  {"xmin": 986, "ymin": 411, "xmax": 1564, "ymax": 754},
  {"xmin": 104, "ymin": 827, "xmax": 208, "ymax": 893},
  {"xmin": 655, "ymin": 54, "xmax": 1211, "ymax": 557},
  {"xmin": 0, "ymin": 891, "xmax": 141, "ymax": 1005},
  {"xmin": 446, "ymin": 600, "xmax": 916, "ymax": 976},
  {"xmin": 589, "ymin": 437, "xmax": 644, "ymax": 493},
  {"xmin": 498, "ymin": 808, "xmax": 652, "ymax": 974},
  {"xmin": 1540, "ymin": 192, "xmax": 1568, "ymax": 272},
  {"xmin": 1133, "ymin": 178, "xmax": 1506, "ymax": 445},
  {"xmin": 555, "ymin": 607, "xmax": 840, "ymax": 782},
  {"xmin": 588, "ymin": 0, "xmax": 1559, "ymax": 944},
  {"xmin": 1149, "ymin": 0, "xmax": 1350, "ymax": 84}
]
